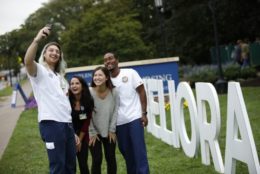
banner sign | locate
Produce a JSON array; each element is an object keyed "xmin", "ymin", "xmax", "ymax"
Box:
[{"xmin": 65, "ymin": 57, "xmax": 179, "ymax": 90}]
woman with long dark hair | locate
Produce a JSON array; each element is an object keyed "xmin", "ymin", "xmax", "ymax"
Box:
[{"xmin": 69, "ymin": 76, "xmax": 94, "ymax": 174}]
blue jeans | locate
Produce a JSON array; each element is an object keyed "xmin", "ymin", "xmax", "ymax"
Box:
[
  {"xmin": 242, "ymin": 58, "xmax": 250, "ymax": 68},
  {"xmin": 116, "ymin": 118, "xmax": 149, "ymax": 174},
  {"xmin": 39, "ymin": 120, "xmax": 76, "ymax": 174}
]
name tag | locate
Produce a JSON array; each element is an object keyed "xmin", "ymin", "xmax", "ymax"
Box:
[
  {"xmin": 46, "ymin": 142, "xmax": 55, "ymax": 150},
  {"xmin": 79, "ymin": 113, "xmax": 87, "ymax": 120}
]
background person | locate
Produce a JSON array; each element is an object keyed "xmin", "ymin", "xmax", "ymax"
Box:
[
  {"xmin": 103, "ymin": 53, "xmax": 149, "ymax": 174},
  {"xmin": 69, "ymin": 76, "xmax": 94, "ymax": 174},
  {"xmin": 241, "ymin": 39, "xmax": 250, "ymax": 68},
  {"xmin": 89, "ymin": 66, "xmax": 119, "ymax": 174},
  {"xmin": 233, "ymin": 39, "xmax": 242, "ymax": 66},
  {"xmin": 24, "ymin": 26, "xmax": 79, "ymax": 174}
]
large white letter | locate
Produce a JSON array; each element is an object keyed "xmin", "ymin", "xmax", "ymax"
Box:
[
  {"xmin": 145, "ymin": 79, "xmax": 176, "ymax": 145},
  {"xmin": 176, "ymin": 82, "xmax": 199, "ymax": 157},
  {"xmin": 225, "ymin": 82, "xmax": 260, "ymax": 174},
  {"xmin": 196, "ymin": 83, "xmax": 224, "ymax": 173},
  {"xmin": 168, "ymin": 80, "xmax": 180, "ymax": 148},
  {"xmin": 145, "ymin": 79, "xmax": 160, "ymax": 138}
]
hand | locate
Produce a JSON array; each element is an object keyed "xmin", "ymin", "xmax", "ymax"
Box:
[
  {"xmin": 75, "ymin": 134, "xmax": 80, "ymax": 145},
  {"xmin": 141, "ymin": 115, "xmax": 148, "ymax": 127},
  {"xmin": 108, "ymin": 132, "xmax": 116, "ymax": 143},
  {"xmin": 75, "ymin": 134, "xmax": 81, "ymax": 152},
  {"xmin": 76, "ymin": 141, "xmax": 82, "ymax": 152},
  {"xmin": 89, "ymin": 135, "xmax": 100, "ymax": 146},
  {"xmin": 34, "ymin": 26, "xmax": 51, "ymax": 43}
]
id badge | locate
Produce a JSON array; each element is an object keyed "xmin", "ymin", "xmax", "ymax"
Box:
[{"xmin": 79, "ymin": 113, "xmax": 87, "ymax": 120}]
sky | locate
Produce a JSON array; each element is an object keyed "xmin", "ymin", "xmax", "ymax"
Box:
[{"xmin": 0, "ymin": 0, "xmax": 49, "ymax": 35}]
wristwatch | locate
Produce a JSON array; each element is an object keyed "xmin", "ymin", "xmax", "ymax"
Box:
[{"xmin": 142, "ymin": 111, "xmax": 147, "ymax": 115}]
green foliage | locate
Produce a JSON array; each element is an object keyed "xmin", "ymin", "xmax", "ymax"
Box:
[
  {"xmin": 182, "ymin": 64, "xmax": 258, "ymax": 86},
  {"xmin": 170, "ymin": 1, "xmax": 212, "ymax": 64},
  {"xmin": 62, "ymin": 0, "xmax": 152, "ymax": 67},
  {"xmin": 0, "ymin": 32, "xmax": 22, "ymax": 73},
  {"xmin": 1, "ymin": 0, "xmax": 260, "ymax": 66},
  {"xmin": 240, "ymin": 67, "xmax": 257, "ymax": 79},
  {"xmin": 182, "ymin": 65, "xmax": 218, "ymax": 86},
  {"xmin": 223, "ymin": 64, "xmax": 257, "ymax": 80},
  {"xmin": 223, "ymin": 64, "xmax": 241, "ymax": 80},
  {"xmin": 168, "ymin": 0, "xmax": 260, "ymax": 64}
]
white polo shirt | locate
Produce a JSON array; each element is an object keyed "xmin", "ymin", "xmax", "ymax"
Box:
[
  {"xmin": 28, "ymin": 63, "xmax": 72, "ymax": 123},
  {"xmin": 111, "ymin": 68, "xmax": 143, "ymax": 125}
]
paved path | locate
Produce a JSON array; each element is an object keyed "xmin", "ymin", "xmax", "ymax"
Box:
[{"xmin": 0, "ymin": 80, "xmax": 32, "ymax": 159}]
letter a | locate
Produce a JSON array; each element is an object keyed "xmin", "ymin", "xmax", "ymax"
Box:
[{"xmin": 225, "ymin": 82, "xmax": 260, "ymax": 174}]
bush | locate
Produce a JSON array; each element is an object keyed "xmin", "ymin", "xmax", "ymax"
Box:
[
  {"xmin": 240, "ymin": 67, "xmax": 257, "ymax": 79},
  {"xmin": 181, "ymin": 65, "xmax": 218, "ymax": 87},
  {"xmin": 180, "ymin": 63, "xmax": 257, "ymax": 86},
  {"xmin": 223, "ymin": 64, "xmax": 241, "ymax": 80}
]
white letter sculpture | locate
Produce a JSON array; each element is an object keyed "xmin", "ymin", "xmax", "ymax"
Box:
[
  {"xmin": 176, "ymin": 82, "xmax": 199, "ymax": 157},
  {"xmin": 145, "ymin": 79, "xmax": 177, "ymax": 146},
  {"xmin": 196, "ymin": 83, "xmax": 224, "ymax": 173},
  {"xmin": 225, "ymin": 82, "xmax": 260, "ymax": 174}
]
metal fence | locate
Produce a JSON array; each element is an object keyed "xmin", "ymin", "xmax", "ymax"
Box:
[{"xmin": 210, "ymin": 42, "xmax": 260, "ymax": 66}]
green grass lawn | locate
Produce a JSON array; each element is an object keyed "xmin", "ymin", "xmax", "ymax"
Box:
[
  {"xmin": 0, "ymin": 87, "xmax": 259, "ymax": 174},
  {"xmin": 0, "ymin": 85, "xmax": 13, "ymax": 98},
  {"xmin": 0, "ymin": 79, "xmax": 27, "ymax": 100}
]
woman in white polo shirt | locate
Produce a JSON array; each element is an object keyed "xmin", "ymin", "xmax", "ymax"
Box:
[{"xmin": 24, "ymin": 26, "xmax": 79, "ymax": 174}]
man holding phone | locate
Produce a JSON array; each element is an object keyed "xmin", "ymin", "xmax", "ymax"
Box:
[{"xmin": 24, "ymin": 25, "xmax": 79, "ymax": 174}]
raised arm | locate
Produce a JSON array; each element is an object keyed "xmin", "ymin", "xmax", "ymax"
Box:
[{"xmin": 24, "ymin": 26, "xmax": 51, "ymax": 76}]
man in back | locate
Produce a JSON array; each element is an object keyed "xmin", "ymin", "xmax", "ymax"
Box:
[{"xmin": 104, "ymin": 52, "xmax": 149, "ymax": 174}]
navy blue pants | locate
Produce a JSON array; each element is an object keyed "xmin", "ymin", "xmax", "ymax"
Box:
[
  {"xmin": 116, "ymin": 118, "xmax": 149, "ymax": 174},
  {"xmin": 39, "ymin": 120, "xmax": 76, "ymax": 174}
]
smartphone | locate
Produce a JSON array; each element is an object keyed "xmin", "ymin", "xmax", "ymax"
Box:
[{"xmin": 42, "ymin": 24, "xmax": 52, "ymax": 36}]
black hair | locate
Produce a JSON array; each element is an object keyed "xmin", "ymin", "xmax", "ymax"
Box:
[{"xmin": 69, "ymin": 76, "xmax": 94, "ymax": 113}]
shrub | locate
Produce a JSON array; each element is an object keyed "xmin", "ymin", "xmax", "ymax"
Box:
[
  {"xmin": 180, "ymin": 63, "xmax": 257, "ymax": 86},
  {"xmin": 240, "ymin": 67, "xmax": 257, "ymax": 79},
  {"xmin": 223, "ymin": 64, "xmax": 241, "ymax": 80},
  {"xmin": 182, "ymin": 65, "xmax": 218, "ymax": 87}
]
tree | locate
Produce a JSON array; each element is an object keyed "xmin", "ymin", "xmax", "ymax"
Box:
[
  {"xmin": 1, "ymin": 0, "xmax": 260, "ymax": 66},
  {"xmin": 0, "ymin": 32, "xmax": 21, "ymax": 75},
  {"xmin": 62, "ymin": 0, "xmax": 152, "ymax": 67}
]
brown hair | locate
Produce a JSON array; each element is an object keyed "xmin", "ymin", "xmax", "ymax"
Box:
[{"xmin": 91, "ymin": 66, "xmax": 115, "ymax": 90}]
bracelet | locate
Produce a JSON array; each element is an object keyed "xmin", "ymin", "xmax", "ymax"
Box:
[{"xmin": 142, "ymin": 111, "xmax": 147, "ymax": 115}]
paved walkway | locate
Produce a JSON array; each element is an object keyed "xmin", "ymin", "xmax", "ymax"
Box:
[{"xmin": 0, "ymin": 80, "xmax": 32, "ymax": 159}]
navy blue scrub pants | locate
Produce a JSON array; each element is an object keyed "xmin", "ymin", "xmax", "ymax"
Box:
[
  {"xmin": 39, "ymin": 120, "xmax": 76, "ymax": 174},
  {"xmin": 116, "ymin": 118, "xmax": 149, "ymax": 174}
]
